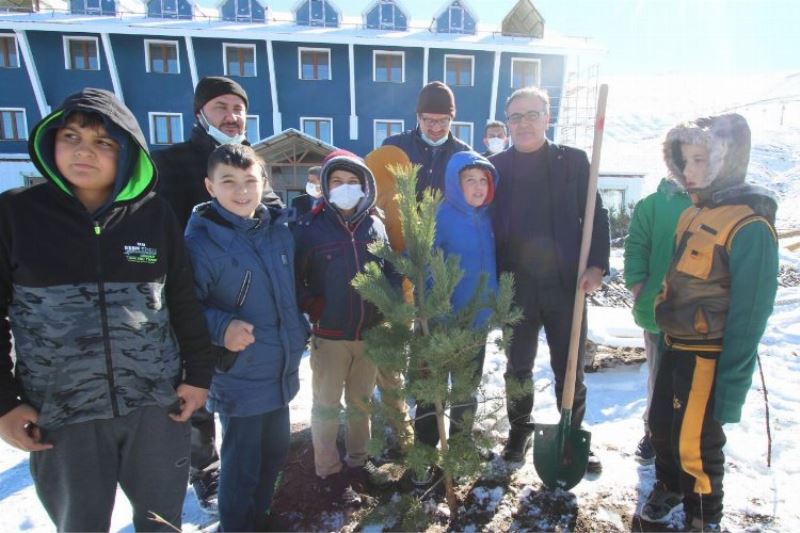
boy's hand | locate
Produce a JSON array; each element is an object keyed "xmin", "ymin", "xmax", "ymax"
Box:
[
  {"xmin": 0, "ymin": 404, "xmax": 54, "ymax": 452},
  {"xmin": 579, "ymin": 266, "xmax": 604, "ymax": 294},
  {"xmin": 223, "ymin": 319, "xmax": 255, "ymax": 352},
  {"xmin": 630, "ymin": 282, "xmax": 644, "ymax": 301},
  {"xmin": 168, "ymin": 384, "xmax": 209, "ymax": 422}
]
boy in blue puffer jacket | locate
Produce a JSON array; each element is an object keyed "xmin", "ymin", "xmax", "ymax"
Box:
[
  {"xmin": 414, "ymin": 150, "xmax": 500, "ymax": 468},
  {"xmin": 184, "ymin": 144, "xmax": 309, "ymax": 532}
]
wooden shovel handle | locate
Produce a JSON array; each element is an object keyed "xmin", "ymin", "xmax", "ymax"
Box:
[{"xmin": 561, "ymin": 84, "xmax": 608, "ymax": 410}]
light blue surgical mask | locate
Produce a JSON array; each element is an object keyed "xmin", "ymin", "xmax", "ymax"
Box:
[
  {"xmin": 420, "ymin": 131, "xmax": 448, "ymax": 147},
  {"xmin": 199, "ymin": 111, "xmax": 247, "ymax": 146}
]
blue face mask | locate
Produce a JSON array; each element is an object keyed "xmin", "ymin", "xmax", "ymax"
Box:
[{"xmin": 420, "ymin": 131, "xmax": 448, "ymax": 147}]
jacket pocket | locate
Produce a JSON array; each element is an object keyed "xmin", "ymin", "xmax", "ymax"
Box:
[
  {"xmin": 235, "ymin": 269, "xmax": 253, "ymax": 308},
  {"xmin": 675, "ymin": 230, "xmax": 716, "ymax": 280}
]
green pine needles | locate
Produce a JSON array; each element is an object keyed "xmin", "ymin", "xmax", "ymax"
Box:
[{"xmin": 352, "ymin": 163, "xmax": 521, "ymax": 520}]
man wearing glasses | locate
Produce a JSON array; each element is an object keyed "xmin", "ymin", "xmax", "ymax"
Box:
[
  {"xmin": 383, "ymin": 81, "xmax": 471, "ymax": 195},
  {"xmin": 490, "ymin": 87, "xmax": 609, "ymax": 473}
]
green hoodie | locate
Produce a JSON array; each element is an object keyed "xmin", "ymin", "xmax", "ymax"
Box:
[{"xmin": 624, "ymin": 178, "xmax": 692, "ymax": 333}]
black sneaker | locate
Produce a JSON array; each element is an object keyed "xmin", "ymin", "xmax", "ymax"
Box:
[
  {"xmin": 586, "ymin": 449, "xmax": 603, "ymax": 474},
  {"xmin": 635, "ymin": 433, "xmax": 656, "ymax": 464},
  {"xmin": 191, "ymin": 462, "xmax": 220, "ymax": 514},
  {"xmin": 502, "ymin": 429, "xmax": 532, "ymax": 463}
]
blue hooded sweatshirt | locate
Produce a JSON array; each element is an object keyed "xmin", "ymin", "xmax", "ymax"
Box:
[{"xmin": 437, "ymin": 151, "xmax": 500, "ymax": 326}]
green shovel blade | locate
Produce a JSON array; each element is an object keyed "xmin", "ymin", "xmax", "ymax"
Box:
[{"xmin": 533, "ymin": 410, "xmax": 591, "ymax": 491}]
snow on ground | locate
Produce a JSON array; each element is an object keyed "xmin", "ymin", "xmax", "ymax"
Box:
[{"xmin": 1, "ymin": 72, "xmax": 799, "ymax": 531}]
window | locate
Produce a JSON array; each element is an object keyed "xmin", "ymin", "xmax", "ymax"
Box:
[
  {"xmin": 224, "ymin": 44, "xmax": 256, "ymax": 78},
  {"xmin": 380, "ymin": 0, "xmax": 396, "ymax": 28},
  {"xmin": 600, "ymin": 189, "xmax": 626, "ymax": 212},
  {"xmin": 64, "ymin": 37, "xmax": 100, "ymax": 71},
  {"xmin": 373, "ymin": 51, "xmax": 403, "ymax": 83},
  {"xmin": 374, "ymin": 119, "xmax": 403, "ymax": 148},
  {"xmin": 449, "ymin": 4, "xmax": 464, "ymax": 31},
  {"xmin": 0, "ymin": 108, "xmax": 27, "ymax": 141},
  {"xmin": 145, "ymin": 40, "xmax": 179, "ymax": 74},
  {"xmin": 246, "ymin": 115, "xmax": 260, "ymax": 144},
  {"xmin": 0, "ymin": 35, "xmax": 19, "ymax": 68},
  {"xmin": 452, "ymin": 121, "xmax": 473, "ymax": 147},
  {"xmin": 299, "ymin": 48, "xmax": 331, "ymax": 80},
  {"xmin": 149, "ymin": 113, "xmax": 183, "ymax": 145},
  {"xmin": 84, "ymin": 0, "xmax": 101, "ymax": 14},
  {"xmin": 444, "ymin": 54, "xmax": 473, "ymax": 86},
  {"xmin": 301, "ymin": 117, "xmax": 332, "ymax": 144},
  {"xmin": 511, "ymin": 58, "xmax": 541, "ymax": 89},
  {"xmin": 309, "ymin": 0, "xmax": 325, "ymax": 25}
]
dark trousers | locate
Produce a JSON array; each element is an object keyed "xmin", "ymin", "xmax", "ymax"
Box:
[
  {"xmin": 30, "ymin": 406, "xmax": 190, "ymax": 532},
  {"xmin": 415, "ymin": 346, "xmax": 486, "ymax": 448},
  {"xmin": 505, "ymin": 274, "xmax": 587, "ymax": 432},
  {"xmin": 649, "ymin": 345, "xmax": 726, "ymax": 524},
  {"xmin": 218, "ymin": 406, "xmax": 290, "ymax": 532},
  {"xmin": 190, "ymin": 406, "xmax": 219, "ymax": 479}
]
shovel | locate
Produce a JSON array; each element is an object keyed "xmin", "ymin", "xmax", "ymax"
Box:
[
  {"xmin": 533, "ymin": 84, "xmax": 609, "ymax": 491},
  {"xmin": 364, "ymin": 145, "xmax": 412, "ymax": 253}
]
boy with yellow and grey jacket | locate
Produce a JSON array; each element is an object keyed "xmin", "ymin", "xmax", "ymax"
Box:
[{"xmin": 641, "ymin": 113, "xmax": 778, "ymax": 532}]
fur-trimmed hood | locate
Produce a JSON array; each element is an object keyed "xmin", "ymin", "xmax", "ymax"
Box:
[{"xmin": 663, "ymin": 113, "xmax": 751, "ymax": 200}]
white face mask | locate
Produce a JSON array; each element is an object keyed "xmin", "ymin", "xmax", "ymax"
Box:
[
  {"xmin": 329, "ymin": 184, "xmax": 364, "ymax": 211},
  {"xmin": 306, "ymin": 181, "xmax": 321, "ymax": 198},
  {"xmin": 200, "ymin": 112, "xmax": 247, "ymax": 146},
  {"xmin": 420, "ymin": 131, "xmax": 448, "ymax": 147},
  {"xmin": 486, "ymin": 137, "xmax": 506, "ymax": 154}
]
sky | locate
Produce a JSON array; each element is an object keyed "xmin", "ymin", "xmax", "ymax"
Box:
[{"xmin": 196, "ymin": 0, "xmax": 800, "ymax": 76}]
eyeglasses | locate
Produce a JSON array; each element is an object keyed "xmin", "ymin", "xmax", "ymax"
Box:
[
  {"xmin": 419, "ymin": 116, "xmax": 451, "ymax": 128},
  {"xmin": 506, "ymin": 110, "xmax": 547, "ymax": 125}
]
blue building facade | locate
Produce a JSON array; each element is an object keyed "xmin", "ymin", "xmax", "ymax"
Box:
[{"xmin": 0, "ymin": 0, "xmax": 600, "ymax": 194}]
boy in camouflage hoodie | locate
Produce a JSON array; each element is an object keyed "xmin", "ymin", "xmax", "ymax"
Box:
[{"xmin": 641, "ymin": 113, "xmax": 778, "ymax": 531}]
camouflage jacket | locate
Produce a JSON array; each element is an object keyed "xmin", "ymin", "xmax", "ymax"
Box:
[{"xmin": 0, "ymin": 89, "xmax": 214, "ymax": 429}]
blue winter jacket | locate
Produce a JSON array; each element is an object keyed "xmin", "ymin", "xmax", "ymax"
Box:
[
  {"xmin": 185, "ymin": 200, "xmax": 310, "ymax": 417},
  {"xmin": 437, "ymin": 151, "xmax": 499, "ymax": 326}
]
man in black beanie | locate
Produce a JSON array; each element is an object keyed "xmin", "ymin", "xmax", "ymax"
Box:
[
  {"xmin": 382, "ymin": 80, "xmax": 470, "ymax": 195},
  {"xmin": 152, "ymin": 76, "xmax": 278, "ymax": 513}
]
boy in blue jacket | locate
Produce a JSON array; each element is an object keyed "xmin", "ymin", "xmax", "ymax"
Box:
[
  {"xmin": 184, "ymin": 144, "xmax": 309, "ymax": 531},
  {"xmin": 293, "ymin": 151, "xmax": 398, "ymax": 493},
  {"xmin": 413, "ymin": 151, "xmax": 500, "ymax": 485}
]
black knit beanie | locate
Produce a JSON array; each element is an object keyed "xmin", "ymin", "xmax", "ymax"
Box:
[
  {"xmin": 193, "ymin": 76, "xmax": 249, "ymax": 114},
  {"xmin": 416, "ymin": 81, "xmax": 456, "ymax": 117}
]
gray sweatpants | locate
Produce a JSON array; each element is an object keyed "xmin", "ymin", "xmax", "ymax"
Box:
[{"xmin": 30, "ymin": 405, "xmax": 191, "ymax": 532}]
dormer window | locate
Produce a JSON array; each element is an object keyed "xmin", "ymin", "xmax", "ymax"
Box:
[
  {"xmin": 365, "ymin": 0, "xmax": 407, "ymax": 31},
  {"xmin": 70, "ymin": 0, "xmax": 116, "ymax": 16},
  {"xmin": 448, "ymin": 4, "xmax": 463, "ymax": 32},
  {"xmin": 221, "ymin": 0, "xmax": 266, "ymax": 23},
  {"xmin": 296, "ymin": 0, "xmax": 338, "ymax": 28},
  {"xmin": 85, "ymin": 0, "xmax": 101, "ymax": 14},
  {"xmin": 148, "ymin": 0, "xmax": 192, "ymax": 20},
  {"xmin": 435, "ymin": 0, "xmax": 476, "ymax": 34}
]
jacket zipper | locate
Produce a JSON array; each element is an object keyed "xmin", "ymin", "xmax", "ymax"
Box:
[
  {"xmin": 95, "ymin": 221, "xmax": 120, "ymax": 417},
  {"xmin": 339, "ymin": 216, "xmax": 366, "ymax": 339}
]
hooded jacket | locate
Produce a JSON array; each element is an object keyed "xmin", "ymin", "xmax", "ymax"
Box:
[
  {"xmin": 184, "ymin": 200, "xmax": 309, "ymax": 417},
  {"xmin": 623, "ymin": 178, "xmax": 692, "ymax": 333},
  {"xmin": 382, "ymin": 127, "xmax": 471, "ymax": 195},
  {"xmin": 0, "ymin": 88, "xmax": 214, "ymax": 428},
  {"xmin": 436, "ymin": 151, "xmax": 499, "ymax": 327},
  {"xmin": 293, "ymin": 155, "xmax": 399, "ymax": 341},
  {"xmin": 153, "ymin": 124, "xmax": 282, "ymax": 230},
  {"xmin": 655, "ymin": 113, "xmax": 778, "ymax": 424}
]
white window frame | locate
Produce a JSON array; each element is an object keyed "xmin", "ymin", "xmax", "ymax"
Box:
[
  {"xmin": 0, "ymin": 33, "xmax": 19, "ymax": 69},
  {"xmin": 452, "ymin": 120, "xmax": 473, "ymax": 147},
  {"xmin": 372, "ymin": 50, "xmax": 404, "ymax": 83},
  {"xmin": 300, "ymin": 116, "xmax": 333, "ymax": 144},
  {"xmin": 0, "ymin": 107, "xmax": 28, "ymax": 141},
  {"xmin": 84, "ymin": 0, "xmax": 102, "ymax": 14},
  {"xmin": 148, "ymin": 112, "xmax": 184, "ymax": 145},
  {"xmin": 63, "ymin": 36, "xmax": 101, "ymax": 71},
  {"xmin": 235, "ymin": 0, "xmax": 252, "ymax": 21},
  {"xmin": 444, "ymin": 53, "xmax": 474, "ymax": 87},
  {"xmin": 373, "ymin": 119, "xmax": 404, "ymax": 149},
  {"xmin": 510, "ymin": 57, "xmax": 542, "ymax": 89},
  {"xmin": 379, "ymin": 0, "xmax": 395, "ymax": 29},
  {"xmin": 144, "ymin": 39, "xmax": 180, "ymax": 74},
  {"xmin": 223, "ymin": 43, "xmax": 257, "ymax": 78},
  {"xmin": 308, "ymin": 0, "xmax": 326, "ymax": 25},
  {"xmin": 448, "ymin": 4, "xmax": 464, "ymax": 32},
  {"xmin": 246, "ymin": 114, "xmax": 260, "ymax": 144},
  {"xmin": 157, "ymin": 0, "xmax": 179, "ymax": 18},
  {"xmin": 298, "ymin": 47, "xmax": 331, "ymax": 80}
]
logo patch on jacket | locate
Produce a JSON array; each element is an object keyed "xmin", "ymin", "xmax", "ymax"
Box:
[{"xmin": 124, "ymin": 242, "xmax": 158, "ymax": 264}]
